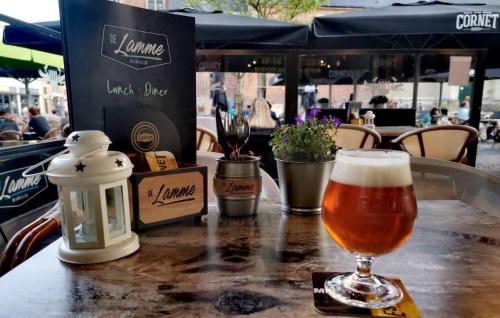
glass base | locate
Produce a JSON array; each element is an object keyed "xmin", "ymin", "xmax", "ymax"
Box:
[{"xmin": 324, "ymin": 272, "xmax": 403, "ymax": 309}]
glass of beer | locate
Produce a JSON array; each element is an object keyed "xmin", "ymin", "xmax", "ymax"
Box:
[{"xmin": 322, "ymin": 149, "xmax": 417, "ymax": 309}]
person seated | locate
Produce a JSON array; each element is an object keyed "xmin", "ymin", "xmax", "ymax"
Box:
[
  {"xmin": 265, "ymin": 100, "xmax": 279, "ymax": 124},
  {"xmin": 28, "ymin": 107, "xmax": 50, "ymax": 138},
  {"xmin": 421, "ymin": 107, "xmax": 441, "ymax": 126},
  {"xmin": 0, "ymin": 108, "xmax": 20, "ymax": 133},
  {"xmin": 248, "ymin": 97, "xmax": 276, "ymax": 129},
  {"xmin": 45, "ymin": 109, "xmax": 62, "ymax": 131},
  {"xmin": 457, "ymin": 101, "xmax": 470, "ymax": 124},
  {"xmin": 437, "ymin": 108, "xmax": 452, "ymax": 125}
]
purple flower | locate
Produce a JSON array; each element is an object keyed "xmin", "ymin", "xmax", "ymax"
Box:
[
  {"xmin": 295, "ymin": 115, "xmax": 304, "ymax": 126},
  {"xmin": 283, "ymin": 134, "xmax": 289, "ymax": 142},
  {"xmin": 307, "ymin": 107, "xmax": 321, "ymax": 120},
  {"xmin": 332, "ymin": 116, "xmax": 342, "ymax": 128},
  {"xmin": 321, "ymin": 116, "xmax": 329, "ymax": 124}
]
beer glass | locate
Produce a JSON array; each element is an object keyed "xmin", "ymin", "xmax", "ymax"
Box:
[{"xmin": 322, "ymin": 149, "xmax": 417, "ymax": 309}]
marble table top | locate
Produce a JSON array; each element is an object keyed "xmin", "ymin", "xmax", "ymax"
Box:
[
  {"xmin": 374, "ymin": 126, "xmax": 416, "ymax": 138},
  {"xmin": 1, "ymin": 200, "xmax": 500, "ymax": 317}
]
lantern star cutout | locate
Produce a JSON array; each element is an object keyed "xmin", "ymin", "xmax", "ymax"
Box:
[
  {"xmin": 72, "ymin": 134, "xmax": 80, "ymax": 142},
  {"xmin": 75, "ymin": 162, "xmax": 86, "ymax": 172},
  {"xmin": 115, "ymin": 159, "xmax": 123, "ymax": 167}
]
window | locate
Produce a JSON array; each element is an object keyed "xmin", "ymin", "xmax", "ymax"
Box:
[
  {"xmin": 299, "ymin": 54, "xmax": 415, "ymax": 111},
  {"xmin": 417, "ymin": 54, "xmax": 475, "ymax": 126},
  {"xmin": 147, "ymin": 0, "xmax": 164, "ymax": 10},
  {"xmin": 195, "ymin": 53, "xmax": 286, "ymax": 123}
]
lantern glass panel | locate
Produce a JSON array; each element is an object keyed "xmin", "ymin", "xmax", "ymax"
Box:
[
  {"xmin": 69, "ymin": 190, "xmax": 98, "ymax": 243},
  {"xmin": 105, "ymin": 185, "xmax": 126, "ymax": 239}
]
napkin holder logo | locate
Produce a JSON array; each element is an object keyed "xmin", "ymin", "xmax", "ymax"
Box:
[
  {"xmin": 150, "ymin": 183, "xmax": 197, "ymax": 207},
  {"xmin": 456, "ymin": 11, "xmax": 499, "ymax": 31},
  {"xmin": 0, "ymin": 166, "xmax": 48, "ymax": 208},
  {"xmin": 101, "ymin": 25, "xmax": 172, "ymax": 70},
  {"xmin": 131, "ymin": 121, "xmax": 160, "ymax": 153}
]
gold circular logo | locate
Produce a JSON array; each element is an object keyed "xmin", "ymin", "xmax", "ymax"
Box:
[{"xmin": 131, "ymin": 121, "xmax": 160, "ymax": 152}]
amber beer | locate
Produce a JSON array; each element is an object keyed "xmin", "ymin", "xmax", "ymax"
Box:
[{"xmin": 322, "ymin": 150, "xmax": 417, "ymax": 256}]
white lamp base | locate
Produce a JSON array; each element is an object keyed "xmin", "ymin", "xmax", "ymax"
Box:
[{"xmin": 58, "ymin": 233, "xmax": 140, "ymax": 264}]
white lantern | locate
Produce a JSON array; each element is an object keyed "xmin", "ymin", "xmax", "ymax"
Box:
[
  {"xmin": 24, "ymin": 130, "xmax": 139, "ymax": 264},
  {"xmin": 363, "ymin": 110, "xmax": 376, "ymax": 130}
]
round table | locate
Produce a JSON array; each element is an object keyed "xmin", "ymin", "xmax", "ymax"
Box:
[{"xmin": 0, "ymin": 158, "xmax": 499, "ymax": 317}]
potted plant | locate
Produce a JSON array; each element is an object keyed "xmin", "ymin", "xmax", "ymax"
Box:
[
  {"xmin": 369, "ymin": 95, "xmax": 388, "ymax": 109},
  {"xmin": 270, "ymin": 109, "xmax": 340, "ymax": 215}
]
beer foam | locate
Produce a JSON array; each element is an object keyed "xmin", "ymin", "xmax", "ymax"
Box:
[{"xmin": 331, "ymin": 150, "xmax": 412, "ymax": 187}]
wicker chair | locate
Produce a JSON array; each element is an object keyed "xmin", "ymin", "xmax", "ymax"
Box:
[
  {"xmin": 196, "ymin": 126, "xmax": 221, "ymax": 152},
  {"xmin": 335, "ymin": 124, "xmax": 382, "ymax": 149},
  {"xmin": 0, "ymin": 130, "xmax": 21, "ymax": 141},
  {"xmin": 0, "ymin": 205, "xmax": 61, "ymax": 276},
  {"xmin": 43, "ymin": 128, "xmax": 59, "ymax": 140},
  {"xmin": 391, "ymin": 125, "xmax": 478, "ymax": 162}
]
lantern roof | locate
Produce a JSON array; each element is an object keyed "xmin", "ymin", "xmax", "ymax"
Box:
[{"xmin": 47, "ymin": 131, "xmax": 133, "ymax": 185}]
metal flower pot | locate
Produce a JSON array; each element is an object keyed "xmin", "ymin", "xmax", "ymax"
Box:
[
  {"xmin": 214, "ymin": 156, "xmax": 261, "ymax": 217},
  {"xmin": 276, "ymin": 159, "xmax": 334, "ymax": 215}
]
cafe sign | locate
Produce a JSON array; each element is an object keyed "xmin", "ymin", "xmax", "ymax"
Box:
[
  {"xmin": 456, "ymin": 11, "xmax": 499, "ymax": 31},
  {"xmin": 101, "ymin": 25, "xmax": 172, "ymax": 70},
  {"xmin": 0, "ymin": 166, "xmax": 48, "ymax": 209}
]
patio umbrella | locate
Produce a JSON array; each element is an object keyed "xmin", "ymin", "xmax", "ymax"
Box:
[
  {"xmin": 169, "ymin": 8, "xmax": 309, "ymax": 49},
  {"xmin": 310, "ymin": 1, "xmax": 500, "ymax": 49},
  {"xmin": 0, "ymin": 39, "xmax": 63, "ymax": 108},
  {"xmin": 0, "ymin": 40, "xmax": 63, "ymax": 69},
  {"xmin": 2, "ymin": 8, "xmax": 309, "ymax": 54}
]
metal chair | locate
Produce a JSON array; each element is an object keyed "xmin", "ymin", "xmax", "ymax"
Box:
[
  {"xmin": 335, "ymin": 124, "xmax": 382, "ymax": 149},
  {"xmin": 391, "ymin": 125, "xmax": 478, "ymax": 162}
]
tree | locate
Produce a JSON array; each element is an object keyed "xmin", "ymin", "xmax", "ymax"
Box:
[{"xmin": 186, "ymin": 0, "xmax": 325, "ymax": 22}]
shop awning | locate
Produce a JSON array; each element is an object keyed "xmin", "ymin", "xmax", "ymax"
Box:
[
  {"xmin": 169, "ymin": 8, "xmax": 309, "ymax": 49},
  {"xmin": 2, "ymin": 8, "xmax": 309, "ymax": 55},
  {"xmin": 310, "ymin": 1, "xmax": 500, "ymax": 49}
]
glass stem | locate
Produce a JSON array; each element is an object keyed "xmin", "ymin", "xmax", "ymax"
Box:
[{"xmin": 354, "ymin": 255, "xmax": 374, "ymax": 279}]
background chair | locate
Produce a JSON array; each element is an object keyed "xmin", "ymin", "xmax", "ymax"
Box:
[
  {"xmin": 197, "ymin": 116, "xmax": 217, "ymax": 133},
  {"xmin": 61, "ymin": 123, "xmax": 71, "ymax": 138},
  {"xmin": 0, "ymin": 205, "xmax": 61, "ymax": 276},
  {"xmin": 335, "ymin": 124, "xmax": 381, "ymax": 149},
  {"xmin": 196, "ymin": 150, "xmax": 280, "ymax": 201},
  {"xmin": 196, "ymin": 126, "xmax": 222, "ymax": 152},
  {"xmin": 391, "ymin": 125, "xmax": 478, "ymax": 162},
  {"xmin": 43, "ymin": 127, "xmax": 59, "ymax": 140},
  {"xmin": 0, "ymin": 130, "xmax": 22, "ymax": 141}
]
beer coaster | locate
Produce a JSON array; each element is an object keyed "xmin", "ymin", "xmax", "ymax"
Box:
[{"xmin": 312, "ymin": 272, "xmax": 420, "ymax": 317}]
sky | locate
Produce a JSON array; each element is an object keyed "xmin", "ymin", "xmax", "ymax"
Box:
[{"xmin": 0, "ymin": 0, "xmax": 60, "ymax": 23}]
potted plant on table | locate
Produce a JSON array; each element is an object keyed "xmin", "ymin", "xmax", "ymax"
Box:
[
  {"xmin": 271, "ymin": 109, "xmax": 340, "ymax": 215},
  {"xmin": 369, "ymin": 95, "xmax": 388, "ymax": 109}
]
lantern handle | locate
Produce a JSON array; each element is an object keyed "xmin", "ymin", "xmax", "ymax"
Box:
[{"xmin": 22, "ymin": 147, "xmax": 103, "ymax": 178}]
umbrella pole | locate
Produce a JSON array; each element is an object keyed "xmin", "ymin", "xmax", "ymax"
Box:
[
  {"xmin": 329, "ymin": 84, "xmax": 332, "ymax": 107},
  {"xmin": 24, "ymin": 79, "xmax": 31, "ymax": 108},
  {"xmin": 438, "ymin": 81, "xmax": 443, "ymax": 108}
]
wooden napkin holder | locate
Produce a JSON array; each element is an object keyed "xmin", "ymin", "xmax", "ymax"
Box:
[{"xmin": 128, "ymin": 163, "xmax": 207, "ymax": 231}]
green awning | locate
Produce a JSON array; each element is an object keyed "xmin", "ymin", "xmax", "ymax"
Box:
[{"xmin": 0, "ymin": 40, "xmax": 63, "ymax": 70}]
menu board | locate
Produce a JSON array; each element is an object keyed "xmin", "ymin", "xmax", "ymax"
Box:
[{"xmin": 59, "ymin": 0, "xmax": 196, "ymax": 163}]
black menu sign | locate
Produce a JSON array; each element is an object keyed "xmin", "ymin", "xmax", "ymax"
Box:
[{"xmin": 59, "ymin": 0, "xmax": 196, "ymax": 163}]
